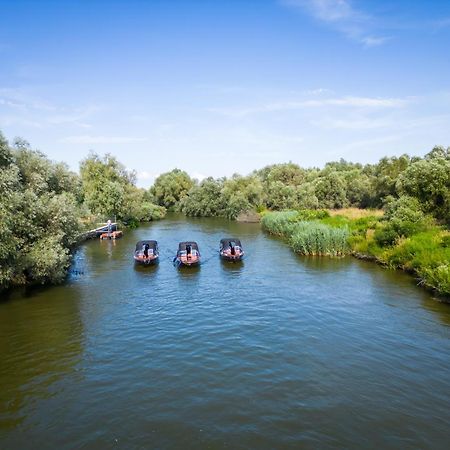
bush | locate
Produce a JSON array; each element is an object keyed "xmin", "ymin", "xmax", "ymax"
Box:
[
  {"xmin": 420, "ymin": 265, "xmax": 450, "ymax": 296},
  {"xmin": 375, "ymin": 196, "xmax": 432, "ymax": 247}
]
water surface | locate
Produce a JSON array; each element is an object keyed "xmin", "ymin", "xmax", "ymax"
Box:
[{"xmin": 1, "ymin": 216, "xmax": 449, "ymax": 449}]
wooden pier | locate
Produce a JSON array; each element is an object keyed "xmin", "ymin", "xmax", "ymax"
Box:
[{"xmin": 81, "ymin": 223, "xmax": 119, "ymax": 240}]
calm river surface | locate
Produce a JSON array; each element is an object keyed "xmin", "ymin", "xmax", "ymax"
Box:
[{"xmin": 1, "ymin": 216, "xmax": 449, "ymax": 449}]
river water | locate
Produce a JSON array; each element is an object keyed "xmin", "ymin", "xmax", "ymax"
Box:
[{"xmin": 1, "ymin": 216, "xmax": 449, "ymax": 449}]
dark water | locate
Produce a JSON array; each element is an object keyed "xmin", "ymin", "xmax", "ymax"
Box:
[{"xmin": 1, "ymin": 216, "xmax": 449, "ymax": 449}]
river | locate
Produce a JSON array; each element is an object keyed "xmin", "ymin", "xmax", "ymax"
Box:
[{"xmin": 1, "ymin": 216, "xmax": 449, "ymax": 449}]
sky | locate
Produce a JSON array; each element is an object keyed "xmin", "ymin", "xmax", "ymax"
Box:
[{"xmin": 1, "ymin": 0, "xmax": 450, "ymax": 187}]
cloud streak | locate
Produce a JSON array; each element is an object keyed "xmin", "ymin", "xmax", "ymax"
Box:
[
  {"xmin": 60, "ymin": 135, "xmax": 148, "ymax": 144},
  {"xmin": 281, "ymin": 0, "xmax": 389, "ymax": 46},
  {"xmin": 209, "ymin": 95, "xmax": 408, "ymax": 117}
]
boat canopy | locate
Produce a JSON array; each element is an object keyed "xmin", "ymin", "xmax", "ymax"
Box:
[
  {"xmin": 220, "ymin": 238, "xmax": 242, "ymax": 247},
  {"xmin": 178, "ymin": 241, "xmax": 199, "ymax": 251},
  {"xmin": 135, "ymin": 240, "xmax": 158, "ymax": 251}
]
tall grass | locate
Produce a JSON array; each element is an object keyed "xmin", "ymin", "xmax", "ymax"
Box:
[
  {"xmin": 261, "ymin": 210, "xmax": 298, "ymax": 236},
  {"xmin": 262, "ymin": 211, "xmax": 350, "ymax": 256},
  {"xmin": 289, "ymin": 222, "xmax": 350, "ymax": 256},
  {"xmin": 262, "ymin": 210, "xmax": 450, "ymax": 297}
]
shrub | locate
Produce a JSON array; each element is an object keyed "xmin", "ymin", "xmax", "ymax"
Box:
[{"xmin": 375, "ymin": 196, "xmax": 432, "ymax": 247}]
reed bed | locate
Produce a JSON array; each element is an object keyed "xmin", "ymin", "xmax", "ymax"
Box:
[
  {"xmin": 262, "ymin": 211, "xmax": 350, "ymax": 256},
  {"xmin": 289, "ymin": 222, "xmax": 350, "ymax": 256}
]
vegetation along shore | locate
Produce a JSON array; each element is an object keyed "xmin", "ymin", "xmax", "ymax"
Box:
[{"xmin": 1, "ymin": 130, "xmax": 449, "ymax": 298}]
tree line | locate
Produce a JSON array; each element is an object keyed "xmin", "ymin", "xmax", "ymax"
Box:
[{"xmin": 152, "ymin": 146, "xmax": 450, "ymax": 224}]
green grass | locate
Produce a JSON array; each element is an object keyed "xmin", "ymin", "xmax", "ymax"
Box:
[
  {"xmin": 262, "ymin": 211, "xmax": 350, "ymax": 256},
  {"xmin": 262, "ymin": 209, "xmax": 450, "ymax": 297},
  {"xmin": 289, "ymin": 222, "xmax": 350, "ymax": 256}
]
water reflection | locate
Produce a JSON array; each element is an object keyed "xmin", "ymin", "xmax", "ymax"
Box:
[
  {"xmin": 220, "ymin": 258, "xmax": 244, "ymax": 273},
  {"xmin": 177, "ymin": 264, "xmax": 201, "ymax": 279},
  {"xmin": 133, "ymin": 262, "xmax": 160, "ymax": 275},
  {"xmin": 0, "ymin": 286, "xmax": 84, "ymax": 431}
]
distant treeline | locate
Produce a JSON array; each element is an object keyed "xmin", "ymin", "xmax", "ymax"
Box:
[
  {"xmin": 1, "ymin": 128, "xmax": 449, "ymax": 291},
  {"xmin": 152, "ymin": 146, "xmax": 450, "ymax": 225}
]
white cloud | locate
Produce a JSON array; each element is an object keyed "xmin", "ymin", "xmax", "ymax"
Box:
[
  {"xmin": 284, "ymin": 0, "xmax": 359, "ymax": 22},
  {"xmin": 281, "ymin": 0, "xmax": 389, "ymax": 47},
  {"xmin": 60, "ymin": 135, "xmax": 148, "ymax": 144},
  {"xmin": 0, "ymin": 88, "xmax": 103, "ymax": 129},
  {"xmin": 209, "ymin": 95, "xmax": 407, "ymax": 117}
]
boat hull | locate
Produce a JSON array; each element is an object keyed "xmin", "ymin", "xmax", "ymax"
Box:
[
  {"xmin": 220, "ymin": 250, "xmax": 244, "ymax": 261},
  {"xmin": 175, "ymin": 256, "xmax": 201, "ymax": 267},
  {"xmin": 134, "ymin": 254, "xmax": 159, "ymax": 265}
]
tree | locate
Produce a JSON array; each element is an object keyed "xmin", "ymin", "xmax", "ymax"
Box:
[
  {"xmin": 149, "ymin": 169, "xmax": 194, "ymax": 210},
  {"xmin": 180, "ymin": 177, "xmax": 225, "ymax": 217},
  {"xmin": 371, "ymin": 155, "xmax": 411, "ymax": 205},
  {"xmin": 396, "ymin": 157, "xmax": 450, "ymax": 223},
  {"xmin": 257, "ymin": 162, "xmax": 306, "ymax": 186},
  {"xmin": 0, "ymin": 134, "xmax": 83, "ymax": 290},
  {"xmin": 0, "ymin": 132, "xmax": 13, "ymax": 168},
  {"xmin": 80, "ymin": 153, "xmax": 134, "ymax": 219},
  {"xmin": 222, "ymin": 175, "xmax": 264, "ymax": 219},
  {"xmin": 314, "ymin": 172, "xmax": 348, "ymax": 209}
]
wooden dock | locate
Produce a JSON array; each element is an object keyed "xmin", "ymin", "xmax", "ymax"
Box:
[{"xmin": 81, "ymin": 223, "xmax": 118, "ymax": 240}]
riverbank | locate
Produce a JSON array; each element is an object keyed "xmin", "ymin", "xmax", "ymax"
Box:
[{"xmin": 261, "ymin": 209, "xmax": 450, "ymax": 300}]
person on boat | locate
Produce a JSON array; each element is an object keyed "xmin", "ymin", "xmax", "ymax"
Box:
[
  {"xmin": 143, "ymin": 243, "xmax": 150, "ymax": 259},
  {"xmin": 107, "ymin": 219, "xmax": 112, "ymax": 238},
  {"xmin": 186, "ymin": 244, "xmax": 192, "ymax": 259},
  {"xmin": 229, "ymin": 241, "xmax": 236, "ymax": 256}
]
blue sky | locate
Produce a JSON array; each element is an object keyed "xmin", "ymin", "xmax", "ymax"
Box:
[{"xmin": 1, "ymin": 0, "xmax": 450, "ymax": 186}]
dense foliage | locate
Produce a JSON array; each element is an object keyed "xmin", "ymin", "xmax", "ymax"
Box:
[
  {"xmin": 80, "ymin": 153, "xmax": 166, "ymax": 224},
  {"xmin": 149, "ymin": 169, "xmax": 194, "ymax": 210},
  {"xmin": 150, "ymin": 149, "xmax": 450, "ymax": 225},
  {"xmin": 0, "ymin": 133, "xmax": 166, "ymax": 292},
  {"xmin": 0, "ymin": 134, "xmax": 82, "ymax": 290}
]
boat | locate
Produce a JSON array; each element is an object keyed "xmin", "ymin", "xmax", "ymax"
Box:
[
  {"xmin": 134, "ymin": 240, "xmax": 159, "ymax": 265},
  {"xmin": 175, "ymin": 241, "xmax": 201, "ymax": 267},
  {"xmin": 220, "ymin": 238, "xmax": 244, "ymax": 261}
]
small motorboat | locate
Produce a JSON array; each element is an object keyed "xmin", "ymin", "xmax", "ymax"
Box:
[
  {"xmin": 220, "ymin": 238, "xmax": 244, "ymax": 261},
  {"xmin": 175, "ymin": 241, "xmax": 201, "ymax": 267},
  {"xmin": 134, "ymin": 240, "xmax": 159, "ymax": 265}
]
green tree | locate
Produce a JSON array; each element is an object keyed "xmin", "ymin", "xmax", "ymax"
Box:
[
  {"xmin": 80, "ymin": 153, "xmax": 134, "ymax": 219},
  {"xmin": 314, "ymin": 172, "xmax": 348, "ymax": 209},
  {"xmin": 222, "ymin": 175, "xmax": 264, "ymax": 219},
  {"xmin": 149, "ymin": 169, "xmax": 194, "ymax": 210},
  {"xmin": 0, "ymin": 134, "xmax": 83, "ymax": 290},
  {"xmin": 371, "ymin": 155, "xmax": 411, "ymax": 205},
  {"xmin": 396, "ymin": 157, "xmax": 450, "ymax": 223},
  {"xmin": 180, "ymin": 177, "xmax": 225, "ymax": 217}
]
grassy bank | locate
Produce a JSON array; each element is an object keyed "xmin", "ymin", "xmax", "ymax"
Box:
[{"xmin": 262, "ymin": 209, "xmax": 450, "ymax": 299}]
